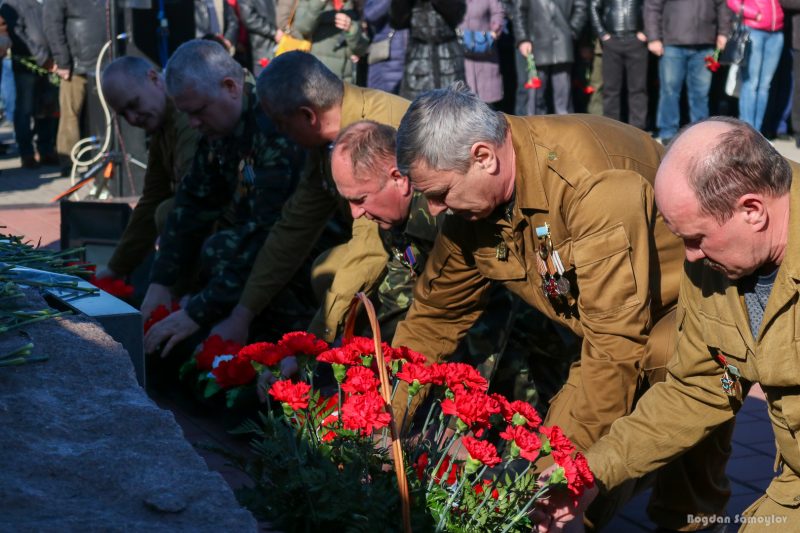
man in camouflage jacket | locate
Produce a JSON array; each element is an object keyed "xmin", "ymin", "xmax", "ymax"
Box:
[{"xmin": 142, "ymin": 40, "xmax": 300, "ymax": 357}]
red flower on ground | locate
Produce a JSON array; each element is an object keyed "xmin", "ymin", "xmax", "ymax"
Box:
[
  {"xmin": 278, "ymin": 331, "xmax": 328, "ymax": 356},
  {"xmin": 268, "ymin": 379, "xmax": 311, "ymax": 411},
  {"xmin": 211, "ymin": 355, "xmax": 256, "ymax": 388},
  {"xmin": 90, "ymin": 276, "xmax": 135, "ymax": 299},
  {"xmin": 341, "ymin": 365, "xmax": 381, "ymax": 394},
  {"xmin": 432, "ymin": 362, "xmax": 488, "ymax": 392},
  {"xmin": 341, "ymin": 391, "xmax": 391, "ymax": 435},
  {"xmin": 238, "ymin": 341, "xmax": 289, "ymax": 367},
  {"xmin": 499, "ymin": 425, "xmax": 543, "ymax": 462},
  {"xmin": 317, "ymin": 346, "xmax": 362, "ymax": 366},
  {"xmin": 540, "ymin": 425, "xmax": 576, "ymax": 462},
  {"xmin": 440, "ymin": 389, "xmax": 501, "ymax": 430},
  {"xmin": 462, "ymin": 436, "xmax": 502, "ymax": 467},
  {"xmin": 508, "ymin": 400, "xmax": 542, "ymax": 429},
  {"xmin": 395, "ymin": 362, "xmax": 434, "ymax": 385},
  {"xmin": 195, "ymin": 335, "xmax": 242, "ymax": 371}
]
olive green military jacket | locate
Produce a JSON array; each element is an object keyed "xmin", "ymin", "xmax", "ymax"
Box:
[
  {"xmin": 106, "ymin": 102, "xmax": 199, "ymax": 276},
  {"xmin": 308, "ymin": 192, "xmax": 442, "ymax": 341},
  {"xmin": 393, "ymin": 114, "xmax": 685, "ymax": 451},
  {"xmin": 588, "ymin": 162, "xmax": 800, "ymax": 505},
  {"xmin": 239, "ymin": 84, "xmax": 410, "ymax": 315}
]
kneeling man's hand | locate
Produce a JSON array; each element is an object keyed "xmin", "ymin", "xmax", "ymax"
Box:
[{"xmin": 144, "ymin": 309, "xmax": 200, "ymax": 358}]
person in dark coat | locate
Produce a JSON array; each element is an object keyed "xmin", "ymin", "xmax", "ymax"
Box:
[
  {"xmin": 390, "ymin": 0, "xmax": 466, "ymax": 100},
  {"xmin": 238, "ymin": 0, "xmax": 281, "ymax": 75},
  {"xmin": 194, "ymin": 0, "xmax": 240, "ymax": 53},
  {"xmin": 43, "ymin": 0, "xmax": 107, "ymax": 175},
  {"xmin": 511, "ymin": 0, "xmax": 588, "ymax": 115},
  {"xmin": 781, "ymin": 0, "xmax": 800, "ymax": 145},
  {"xmin": 0, "ymin": 0, "xmax": 58, "ymax": 169},
  {"xmin": 364, "ymin": 0, "xmax": 408, "ymax": 94}
]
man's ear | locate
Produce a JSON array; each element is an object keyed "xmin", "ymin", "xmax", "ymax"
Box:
[
  {"xmin": 739, "ymin": 194, "xmax": 768, "ymax": 231},
  {"xmin": 391, "ymin": 168, "xmax": 411, "ymax": 195},
  {"xmin": 471, "ymin": 141, "xmax": 499, "ymax": 174},
  {"xmin": 221, "ymin": 76, "xmax": 241, "ymax": 99},
  {"xmin": 298, "ymin": 105, "xmax": 318, "ymax": 126}
]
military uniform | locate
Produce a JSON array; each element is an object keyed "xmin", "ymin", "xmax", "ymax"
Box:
[
  {"xmin": 149, "ymin": 73, "xmax": 299, "ymax": 327},
  {"xmin": 239, "ymin": 83, "xmax": 410, "ymax": 325},
  {"xmin": 106, "ymin": 102, "xmax": 199, "ymax": 276},
  {"xmin": 392, "ymin": 113, "xmax": 728, "ymax": 529},
  {"xmin": 587, "ymin": 163, "xmax": 800, "ymax": 530}
]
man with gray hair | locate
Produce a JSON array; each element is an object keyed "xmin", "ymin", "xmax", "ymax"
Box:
[
  {"xmin": 539, "ymin": 118, "xmax": 800, "ymax": 530},
  {"xmin": 94, "ymin": 56, "xmax": 199, "ymax": 284},
  {"xmin": 208, "ymin": 51, "xmax": 408, "ymax": 345},
  {"xmin": 391, "ymin": 84, "xmax": 730, "ymax": 529},
  {"xmin": 142, "ymin": 39, "xmax": 300, "ymax": 360}
]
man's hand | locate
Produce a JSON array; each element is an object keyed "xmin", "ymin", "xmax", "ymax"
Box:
[
  {"xmin": 531, "ymin": 463, "xmax": 599, "ymax": 533},
  {"xmin": 647, "ymin": 39, "xmax": 663, "ymax": 56},
  {"xmin": 55, "ymin": 66, "xmax": 71, "ymax": 81},
  {"xmin": 636, "ymin": 31, "xmax": 647, "ymax": 42},
  {"xmin": 717, "ymin": 34, "xmax": 728, "ymax": 51},
  {"xmin": 334, "ymin": 12, "xmax": 353, "ymax": 32},
  {"xmin": 518, "ymin": 41, "xmax": 533, "ymax": 57},
  {"xmin": 144, "ymin": 309, "xmax": 200, "ymax": 357},
  {"xmin": 208, "ymin": 304, "xmax": 255, "ymax": 346},
  {"xmin": 274, "ymin": 28, "xmax": 285, "ymax": 43},
  {"xmin": 140, "ymin": 283, "xmax": 173, "ymax": 322}
]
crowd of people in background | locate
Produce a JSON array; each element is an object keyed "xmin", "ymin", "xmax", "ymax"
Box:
[{"xmin": 0, "ymin": 0, "xmax": 796, "ymax": 179}]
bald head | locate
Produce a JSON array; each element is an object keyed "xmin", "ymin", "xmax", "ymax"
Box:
[
  {"xmin": 101, "ymin": 56, "xmax": 167, "ymax": 133},
  {"xmin": 655, "ymin": 117, "xmax": 791, "ymax": 226}
]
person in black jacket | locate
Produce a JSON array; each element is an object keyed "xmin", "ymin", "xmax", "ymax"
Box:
[
  {"xmin": 239, "ymin": 0, "xmax": 282, "ymax": 75},
  {"xmin": 43, "ymin": 0, "xmax": 108, "ymax": 175},
  {"xmin": 390, "ymin": 0, "xmax": 466, "ymax": 100},
  {"xmin": 511, "ymin": 0, "xmax": 587, "ymax": 115},
  {"xmin": 589, "ymin": 0, "xmax": 648, "ymax": 130},
  {"xmin": 0, "ymin": 0, "xmax": 58, "ymax": 169},
  {"xmin": 194, "ymin": 0, "xmax": 240, "ymax": 54}
]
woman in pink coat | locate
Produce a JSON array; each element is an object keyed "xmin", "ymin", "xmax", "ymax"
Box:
[
  {"xmin": 728, "ymin": 0, "xmax": 784, "ymax": 131},
  {"xmin": 459, "ymin": 0, "xmax": 505, "ymax": 106}
]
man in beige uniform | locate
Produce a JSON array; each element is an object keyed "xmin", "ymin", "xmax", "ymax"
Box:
[
  {"xmin": 95, "ymin": 56, "xmax": 199, "ymax": 282},
  {"xmin": 541, "ymin": 118, "xmax": 800, "ymax": 531},
  {"xmin": 392, "ymin": 84, "xmax": 728, "ymax": 529},
  {"xmin": 209, "ymin": 51, "xmax": 409, "ymax": 344}
]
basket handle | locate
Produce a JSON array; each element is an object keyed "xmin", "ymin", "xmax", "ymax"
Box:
[{"xmin": 343, "ymin": 293, "xmax": 412, "ymax": 533}]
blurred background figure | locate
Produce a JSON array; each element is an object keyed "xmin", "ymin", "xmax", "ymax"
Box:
[
  {"xmin": 391, "ymin": 0, "xmax": 466, "ymax": 100},
  {"xmin": 460, "ymin": 0, "xmax": 505, "ymax": 107},
  {"xmin": 239, "ymin": 0, "xmax": 281, "ymax": 75},
  {"xmin": 364, "ymin": 0, "xmax": 408, "ymax": 94},
  {"xmin": 194, "ymin": 0, "xmax": 240, "ymax": 54}
]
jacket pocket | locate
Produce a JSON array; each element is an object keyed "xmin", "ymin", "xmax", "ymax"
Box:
[
  {"xmin": 472, "ymin": 251, "xmax": 527, "ymax": 281},
  {"xmin": 572, "ymin": 223, "xmax": 638, "ymax": 317},
  {"xmin": 700, "ymin": 312, "xmax": 749, "ymax": 362}
]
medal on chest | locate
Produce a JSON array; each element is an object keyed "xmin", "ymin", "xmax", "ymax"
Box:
[
  {"xmin": 713, "ymin": 350, "xmax": 743, "ymax": 399},
  {"xmin": 534, "ymin": 223, "xmax": 572, "ymax": 303}
]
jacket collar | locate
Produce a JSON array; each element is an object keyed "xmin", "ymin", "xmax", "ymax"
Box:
[
  {"xmin": 340, "ymin": 82, "xmax": 364, "ymax": 127},
  {"xmin": 506, "ymin": 114, "xmax": 550, "ymax": 213}
]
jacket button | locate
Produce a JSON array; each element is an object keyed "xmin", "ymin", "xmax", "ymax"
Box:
[{"xmin": 548, "ymin": 152, "xmax": 557, "ymax": 161}]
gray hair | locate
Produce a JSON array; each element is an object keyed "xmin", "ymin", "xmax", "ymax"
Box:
[
  {"xmin": 101, "ymin": 55, "xmax": 157, "ymax": 89},
  {"xmin": 676, "ymin": 116, "xmax": 792, "ymax": 223},
  {"xmin": 255, "ymin": 51, "xmax": 343, "ymax": 119},
  {"xmin": 396, "ymin": 82, "xmax": 507, "ymax": 175},
  {"xmin": 164, "ymin": 39, "xmax": 243, "ymax": 98},
  {"xmin": 334, "ymin": 120, "xmax": 397, "ymax": 186}
]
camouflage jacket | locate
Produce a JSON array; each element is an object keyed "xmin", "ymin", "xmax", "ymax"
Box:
[
  {"xmin": 150, "ymin": 72, "xmax": 300, "ymax": 325},
  {"xmin": 375, "ymin": 192, "xmax": 443, "ymax": 326}
]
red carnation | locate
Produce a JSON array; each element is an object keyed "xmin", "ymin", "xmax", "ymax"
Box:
[
  {"xmin": 268, "ymin": 379, "xmax": 311, "ymax": 411},
  {"xmin": 238, "ymin": 341, "xmax": 289, "ymax": 367},
  {"xmin": 524, "ymin": 77, "xmax": 542, "ymax": 90},
  {"xmin": 509, "ymin": 400, "xmax": 542, "ymax": 429},
  {"xmin": 499, "ymin": 425, "xmax": 542, "ymax": 462},
  {"xmin": 341, "ymin": 391, "xmax": 391, "ymax": 435},
  {"xmin": 462, "ymin": 436, "xmax": 502, "ymax": 467},
  {"xmin": 278, "ymin": 331, "xmax": 328, "ymax": 356},
  {"xmin": 395, "ymin": 362, "xmax": 434, "ymax": 385},
  {"xmin": 258, "ymin": 57, "xmax": 269, "ymax": 68},
  {"xmin": 90, "ymin": 276, "xmax": 135, "ymax": 299},
  {"xmin": 491, "ymin": 393, "xmax": 514, "ymax": 420},
  {"xmin": 317, "ymin": 346, "xmax": 362, "ymax": 366},
  {"xmin": 195, "ymin": 335, "xmax": 242, "ymax": 371},
  {"xmin": 584, "ymin": 85, "xmax": 596, "ymax": 95},
  {"xmin": 391, "ymin": 345, "xmax": 428, "ymax": 364},
  {"xmin": 211, "ymin": 355, "xmax": 256, "ymax": 388},
  {"xmin": 341, "ymin": 365, "xmax": 381, "ymax": 394},
  {"xmin": 474, "ymin": 479, "xmax": 500, "ymax": 500},
  {"xmin": 541, "ymin": 425, "xmax": 576, "ymax": 462},
  {"xmin": 415, "ymin": 452, "xmax": 459, "ymax": 485},
  {"xmin": 440, "ymin": 389, "xmax": 501, "ymax": 430},
  {"xmin": 143, "ymin": 302, "xmax": 179, "ymax": 333},
  {"xmin": 433, "ymin": 362, "xmax": 488, "ymax": 392}
]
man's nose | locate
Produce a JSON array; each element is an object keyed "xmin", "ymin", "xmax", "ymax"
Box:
[
  {"xmin": 684, "ymin": 247, "xmax": 706, "ymax": 263},
  {"xmin": 350, "ymin": 203, "xmax": 366, "ymax": 219}
]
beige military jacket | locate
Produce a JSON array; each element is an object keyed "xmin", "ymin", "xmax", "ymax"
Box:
[
  {"xmin": 238, "ymin": 84, "xmax": 410, "ymax": 315},
  {"xmin": 107, "ymin": 102, "xmax": 198, "ymax": 276},
  {"xmin": 393, "ymin": 114, "xmax": 685, "ymax": 450},
  {"xmin": 588, "ymin": 162, "xmax": 800, "ymax": 506}
]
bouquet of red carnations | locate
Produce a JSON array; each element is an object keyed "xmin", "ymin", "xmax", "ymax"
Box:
[{"xmin": 193, "ymin": 296, "xmax": 593, "ymax": 532}]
